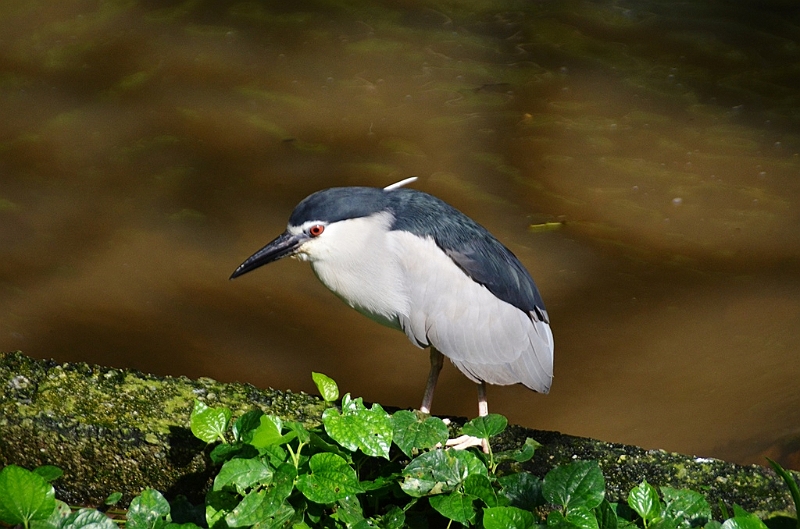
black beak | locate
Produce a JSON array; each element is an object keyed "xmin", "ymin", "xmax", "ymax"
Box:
[{"xmin": 230, "ymin": 231, "xmax": 307, "ymax": 279}]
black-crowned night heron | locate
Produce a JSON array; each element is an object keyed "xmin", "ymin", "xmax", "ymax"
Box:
[{"xmin": 231, "ymin": 177, "xmax": 553, "ymax": 423}]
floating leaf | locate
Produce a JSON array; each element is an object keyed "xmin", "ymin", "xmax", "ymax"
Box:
[{"xmin": 0, "ymin": 465, "xmax": 56, "ymax": 526}]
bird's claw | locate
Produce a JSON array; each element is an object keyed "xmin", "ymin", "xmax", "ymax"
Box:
[
  {"xmin": 439, "ymin": 419, "xmax": 489, "ymax": 452},
  {"xmin": 445, "ymin": 434, "xmax": 487, "ymax": 451}
]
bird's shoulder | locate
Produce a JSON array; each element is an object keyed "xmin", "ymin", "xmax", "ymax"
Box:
[{"xmin": 386, "ymin": 189, "xmax": 548, "ymax": 321}]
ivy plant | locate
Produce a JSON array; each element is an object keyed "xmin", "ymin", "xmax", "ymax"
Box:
[{"xmin": 0, "ymin": 372, "xmax": 798, "ymax": 529}]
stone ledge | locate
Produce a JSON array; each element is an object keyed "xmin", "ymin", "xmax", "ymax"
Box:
[{"xmin": 0, "ymin": 351, "xmax": 795, "ymax": 517}]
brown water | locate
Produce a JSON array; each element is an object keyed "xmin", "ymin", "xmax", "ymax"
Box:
[{"xmin": 1, "ymin": 0, "xmax": 799, "ymax": 469}]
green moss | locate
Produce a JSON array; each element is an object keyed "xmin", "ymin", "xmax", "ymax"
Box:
[
  {"xmin": 1, "ymin": 351, "xmax": 795, "ymax": 515},
  {"xmin": 0, "ymin": 351, "xmax": 327, "ymax": 505}
]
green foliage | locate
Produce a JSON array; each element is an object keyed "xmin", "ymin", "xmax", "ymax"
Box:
[
  {"xmin": 768, "ymin": 458, "xmax": 800, "ymax": 529},
  {"xmin": 1, "ymin": 372, "xmax": 797, "ymax": 529},
  {"xmin": 312, "ymin": 372, "xmax": 339, "ymax": 402},
  {"xmin": 0, "ymin": 465, "xmax": 56, "ymax": 529},
  {"xmin": 191, "ymin": 400, "xmax": 232, "ymax": 444}
]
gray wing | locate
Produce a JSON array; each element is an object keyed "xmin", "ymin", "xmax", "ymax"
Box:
[
  {"xmin": 389, "ymin": 230, "xmax": 553, "ymax": 393},
  {"xmin": 389, "ymin": 189, "xmax": 549, "ymax": 322}
]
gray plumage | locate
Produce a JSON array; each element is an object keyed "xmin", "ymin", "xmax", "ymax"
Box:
[{"xmin": 231, "ymin": 181, "xmax": 554, "ymax": 413}]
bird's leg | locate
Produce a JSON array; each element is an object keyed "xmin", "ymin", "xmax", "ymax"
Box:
[
  {"xmin": 477, "ymin": 381, "xmax": 488, "ymax": 416},
  {"xmin": 445, "ymin": 382, "xmax": 490, "ymax": 453},
  {"xmin": 420, "ymin": 348, "xmax": 444, "ymax": 414},
  {"xmin": 478, "ymin": 382, "xmax": 489, "ymax": 453}
]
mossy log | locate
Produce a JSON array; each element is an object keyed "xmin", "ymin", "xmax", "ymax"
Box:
[{"xmin": 0, "ymin": 351, "xmax": 795, "ymax": 518}]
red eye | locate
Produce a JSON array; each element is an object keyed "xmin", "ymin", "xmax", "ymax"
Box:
[{"xmin": 308, "ymin": 224, "xmax": 325, "ymax": 237}]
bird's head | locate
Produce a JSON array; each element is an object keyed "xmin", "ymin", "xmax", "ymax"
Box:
[{"xmin": 230, "ymin": 178, "xmax": 417, "ymax": 279}]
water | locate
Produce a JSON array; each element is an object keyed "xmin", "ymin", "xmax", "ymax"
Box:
[{"xmin": 1, "ymin": 0, "xmax": 799, "ymax": 469}]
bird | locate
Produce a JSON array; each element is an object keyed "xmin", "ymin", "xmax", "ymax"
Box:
[{"xmin": 230, "ymin": 177, "xmax": 553, "ymax": 424}]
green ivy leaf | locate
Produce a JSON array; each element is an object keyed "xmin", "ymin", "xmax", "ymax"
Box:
[
  {"xmin": 496, "ymin": 438, "xmax": 541, "ymax": 464},
  {"xmin": 464, "ymin": 474, "xmax": 499, "ymax": 507},
  {"xmin": 312, "ymin": 372, "xmax": 339, "ymax": 402},
  {"xmin": 566, "ymin": 505, "xmax": 600, "ymax": 529},
  {"xmin": 205, "ymin": 490, "xmax": 239, "ymax": 529},
  {"xmin": 547, "ymin": 510, "xmax": 573, "ymax": 529},
  {"xmin": 498, "ymin": 472, "xmax": 544, "ymax": 511},
  {"xmin": 30, "ymin": 499, "xmax": 71, "ymax": 529},
  {"xmin": 209, "ymin": 442, "xmax": 258, "ymax": 465},
  {"xmin": 266, "ymin": 464, "xmax": 298, "ymax": 509},
  {"xmin": 104, "ymin": 492, "xmax": 123, "ymax": 506},
  {"xmin": 296, "ymin": 453, "xmax": 363, "ymax": 504},
  {"xmin": 224, "ymin": 490, "xmax": 266, "ymax": 527},
  {"xmin": 231, "ymin": 410, "xmax": 263, "ymax": 443},
  {"xmin": 127, "ymin": 489, "xmax": 171, "ymax": 529},
  {"xmin": 286, "ymin": 421, "xmax": 312, "ymax": 444},
  {"xmin": 0, "ymin": 465, "xmax": 56, "ymax": 526},
  {"xmin": 429, "ymin": 492, "xmax": 477, "ymax": 525},
  {"xmin": 322, "ymin": 395, "xmax": 392, "ymax": 459},
  {"xmin": 721, "ymin": 514, "xmax": 770, "ymax": 529},
  {"xmin": 543, "ymin": 460, "xmax": 605, "ymax": 510},
  {"xmin": 64, "ymin": 508, "xmax": 119, "ymax": 529},
  {"xmin": 461, "ymin": 414, "xmax": 508, "ymax": 439},
  {"xmin": 32, "ymin": 466, "xmax": 63, "ymax": 483},
  {"xmin": 213, "ymin": 457, "xmax": 273, "ymax": 492},
  {"xmin": 248, "ymin": 415, "xmax": 296, "ymax": 449},
  {"xmin": 401, "ymin": 449, "xmax": 487, "ymax": 497},
  {"xmin": 595, "ymin": 499, "xmax": 619, "ymax": 529},
  {"xmin": 483, "ymin": 506, "xmax": 536, "ymax": 529},
  {"xmin": 767, "ymin": 458, "xmax": 800, "ymax": 529},
  {"xmin": 391, "ymin": 410, "xmax": 449, "ymax": 457},
  {"xmin": 661, "ymin": 487, "xmax": 711, "ymax": 528},
  {"xmin": 627, "ymin": 480, "xmax": 662, "ymax": 525},
  {"xmin": 331, "ymin": 495, "xmax": 365, "ymax": 526},
  {"xmin": 190, "ymin": 400, "xmax": 232, "ymax": 444},
  {"xmin": 379, "ymin": 506, "xmax": 405, "ymax": 529}
]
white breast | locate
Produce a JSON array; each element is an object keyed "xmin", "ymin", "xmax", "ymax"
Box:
[{"xmin": 303, "ymin": 212, "xmax": 410, "ymax": 329}]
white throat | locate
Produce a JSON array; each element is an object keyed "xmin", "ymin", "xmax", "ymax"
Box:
[{"xmin": 297, "ymin": 212, "xmax": 410, "ymax": 329}]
